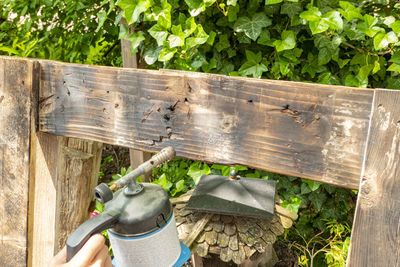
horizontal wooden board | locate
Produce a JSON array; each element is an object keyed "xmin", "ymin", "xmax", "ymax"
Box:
[
  {"xmin": 38, "ymin": 61, "xmax": 375, "ymax": 189},
  {"xmin": 348, "ymin": 90, "xmax": 400, "ymax": 266}
]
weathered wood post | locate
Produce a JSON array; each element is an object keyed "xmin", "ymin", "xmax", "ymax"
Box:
[
  {"xmin": 0, "ymin": 56, "xmax": 102, "ymax": 267},
  {"xmin": 0, "ymin": 57, "xmax": 37, "ymax": 267}
]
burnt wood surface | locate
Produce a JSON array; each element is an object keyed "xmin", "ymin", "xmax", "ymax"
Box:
[
  {"xmin": 38, "ymin": 60, "xmax": 374, "ymax": 189},
  {"xmin": 348, "ymin": 90, "xmax": 400, "ymax": 267},
  {"xmin": 0, "ymin": 57, "xmax": 37, "ymax": 266}
]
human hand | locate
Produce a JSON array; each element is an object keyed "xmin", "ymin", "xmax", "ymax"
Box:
[{"xmin": 49, "ymin": 234, "xmax": 113, "ymax": 267}]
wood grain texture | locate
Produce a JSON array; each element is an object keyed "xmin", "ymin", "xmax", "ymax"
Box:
[
  {"xmin": 38, "ymin": 60, "xmax": 374, "ymax": 189},
  {"xmin": 0, "ymin": 57, "xmax": 36, "ymax": 266},
  {"xmin": 28, "ymin": 134, "xmax": 102, "ymax": 266},
  {"xmin": 348, "ymin": 89, "xmax": 400, "ymax": 267},
  {"xmin": 121, "ymin": 35, "xmax": 152, "ymax": 181}
]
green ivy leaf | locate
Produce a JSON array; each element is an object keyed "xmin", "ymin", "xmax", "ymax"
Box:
[
  {"xmin": 374, "ymin": 31, "xmax": 398, "ymax": 50},
  {"xmin": 215, "ymin": 34, "xmax": 230, "ymax": 52},
  {"xmin": 281, "ymin": 197, "xmax": 302, "ymax": 213},
  {"xmin": 117, "ymin": 0, "xmax": 150, "ymax": 24},
  {"xmin": 118, "ymin": 24, "xmax": 129, "ymax": 40},
  {"xmin": 234, "ymin": 13, "xmax": 272, "ymax": 41},
  {"xmin": 389, "ymin": 51, "xmax": 400, "ymax": 64},
  {"xmin": 372, "ymin": 60, "xmax": 381, "ymax": 74},
  {"xmin": 265, "ymin": 0, "xmax": 282, "ymax": 5},
  {"xmin": 304, "ymin": 179, "xmax": 322, "ymax": 191},
  {"xmin": 184, "ymin": 0, "xmax": 216, "ymax": 16},
  {"xmin": 207, "ymin": 30, "xmax": 217, "ymax": 45},
  {"xmin": 153, "ymin": 173, "xmax": 173, "ymax": 191},
  {"xmin": 227, "ymin": 0, "xmax": 237, "ymax": 6},
  {"xmin": 158, "ymin": 43, "xmax": 177, "ymax": 61},
  {"xmin": 143, "ymin": 44, "xmax": 162, "ymax": 65},
  {"xmin": 238, "ymin": 50, "xmax": 268, "ymax": 78},
  {"xmin": 126, "ymin": 31, "xmax": 145, "ymax": 54},
  {"xmin": 337, "ymin": 58, "xmax": 350, "ymax": 69},
  {"xmin": 186, "ymin": 25, "xmax": 209, "ymax": 48},
  {"xmin": 358, "ymin": 64, "xmax": 374, "ymax": 82},
  {"xmin": 309, "ymin": 190, "xmax": 327, "ymax": 211},
  {"xmin": 388, "ymin": 63, "xmax": 400, "ymax": 72},
  {"xmin": 322, "ymin": 11, "xmax": 343, "ymax": 30},
  {"xmin": 338, "ymin": 1, "xmax": 363, "ymax": 21},
  {"xmin": 356, "ymin": 14, "xmax": 383, "ymax": 37},
  {"xmin": 187, "ymin": 162, "xmax": 211, "ymax": 184},
  {"xmin": 96, "ymin": 11, "xmax": 107, "ymax": 32},
  {"xmin": 168, "ymin": 25, "xmax": 185, "ymax": 48},
  {"xmin": 257, "ymin": 29, "xmax": 273, "ymax": 46},
  {"xmin": 390, "ymin": 20, "xmax": 400, "ymax": 34},
  {"xmin": 301, "ymin": 8, "xmax": 343, "ymax": 34},
  {"xmin": 148, "ymin": 24, "xmax": 169, "ymax": 46},
  {"xmin": 184, "ymin": 17, "xmax": 197, "ymax": 37},
  {"xmin": 228, "ymin": 4, "xmax": 239, "ymax": 22},
  {"xmin": 281, "ymin": 2, "xmax": 302, "ymax": 18},
  {"xmin": 318, "ymin": 47, "xmax": 332, "ymax": 65},
  {"xmin": 273, "ymin": 30, "xmax": 296, "ymax": 52},
  {"xmin": 171, "ymin": 179, "xmax": 185, "ymax": 196},
  {"xmin": 300, "ymin": 7, "xmax": 321, "ymax": 22}
]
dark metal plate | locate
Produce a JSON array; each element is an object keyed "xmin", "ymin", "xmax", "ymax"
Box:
[{"xmin": 185, "ymin": 175, "xmax": 276, "ymax": 219}]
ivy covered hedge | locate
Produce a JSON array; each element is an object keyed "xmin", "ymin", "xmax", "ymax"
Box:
[{"xmin": 116, "ymin": 0, "xmax": 400, "ymax": 89}]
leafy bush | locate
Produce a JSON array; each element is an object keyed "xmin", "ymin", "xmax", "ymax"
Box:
[
  {"xmin": 116, "ymin": 0, "xmax": 400, "ymax": 89},
  {"xmin": 0, "ymin": 0, "xmax": 121, "ymax": 65}
]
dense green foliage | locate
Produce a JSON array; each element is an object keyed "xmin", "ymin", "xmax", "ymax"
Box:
[
  {"xmin": 2, "ymin": 1, "xmax": 399, "ymax": 265},
  {"xmin": 116, "ymin": 0, "xmax": 400, "ymax": 89},
  {"xmin": 0, "ymin": 0, "xmax": 121, "ymax": 65}
]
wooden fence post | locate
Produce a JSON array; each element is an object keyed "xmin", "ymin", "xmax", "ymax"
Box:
[
  {"xmin": 27, "ymin": 63, "xmax": 103, "ymax": 266},
  {"xmin": 347, "ymin": 90, "xmax": 400, "ymax": 266},
  {"xmin": 121, "ymin": 25, "xmax": 152, "ymax": 180},
  {"xmin": 0, "ymin": 57, "xmax": 37, "ymax": 267}
]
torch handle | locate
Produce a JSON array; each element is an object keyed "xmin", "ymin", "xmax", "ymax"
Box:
[{"xmin": 66, "ymin": 212, "xmax": 118, "ymax": 262}]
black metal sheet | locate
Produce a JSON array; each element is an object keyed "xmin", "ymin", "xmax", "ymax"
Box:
[{"xmin": 185, "ymin": 175, "xmax": 276, "ymax": 219}]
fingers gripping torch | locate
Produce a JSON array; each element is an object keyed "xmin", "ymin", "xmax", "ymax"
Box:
[{"xmin": 66, "ymin": 147, "xmax": 191, "ymax": 267}]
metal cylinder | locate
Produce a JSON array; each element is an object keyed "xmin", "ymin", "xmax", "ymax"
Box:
[{"xmin": 108, "ymin": 214, "xmax": 181, "ymax": 267}]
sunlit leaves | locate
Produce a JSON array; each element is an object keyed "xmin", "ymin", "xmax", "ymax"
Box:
[
  {"xmin": 96, "ymin": 11, "xmax": 107, "ymax": 32},
  {"xmin": 300, "ymin": 8, "xmax": 343, "ymax": 34},
  {"xmin": 265, "ymin": 0, "xmax": 282, "ymax": 4},
  {"xmin": 238, "ymin": 50, "xmax": 268, "ymax": 78},
  {"xmin": 187, "ymin": 162, "xmax": 210, "ymax": 184},
  {"xmin": 186, "ymin": 25, "xmax": 209, "ymax": 48},
  {"xmin": 390, "ymin": 21, "xmax": 400, "ymax": 35},
  {"xmin": 168, "ymin": 25, "xmax": 185, "ymax": 47},
  {"xmin": 117, "ymin": 0, "xmax": 150, "ymax": 24},
  {"xmin": 149, "ymin": 24, "xmax": 169, "ymax": 46},
  {"xmin": 273, "ymin": 30, "xmax": 296, "ymax": 52},
  {"xmin": 158, "ymin": 42, "xmax": 177, "ymax": 61},
  {"xmin": 356, "ymin": 14, "xmax": 383, "ymax": 37},
  {"xmin": 338, "ymin": 1, "xmax": 362, "ymax": 21},
  {"xmin": 184, "ymin": 0, "xmax": 216, "ymax": 16},
  {"xmin": 126, "ymin": 31, "xmax": 145, "ymax": 54},
  {"xmin": 388, "ymin": 51, "xmax": 400, "ymax": 72},
  {"xmin": 234, "ymin": 13, "xmax": 272, "ymax": 41},
  {"xmin": 374, "ymin": 31, "xmax": 398, "ymax": 50}
]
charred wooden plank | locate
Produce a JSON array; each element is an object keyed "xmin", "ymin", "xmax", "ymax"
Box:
[
  {"xmin": 38, "ymin": 61, "xmax": 375, "ymax": 189},
  {"xmin": 348, "ymin": 90, "xmax": 400, "ymax": 267}
]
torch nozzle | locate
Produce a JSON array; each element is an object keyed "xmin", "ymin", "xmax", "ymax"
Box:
[{"xmin": 110, "ymin": 146, "xmax": 175, "ymax": 191}]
